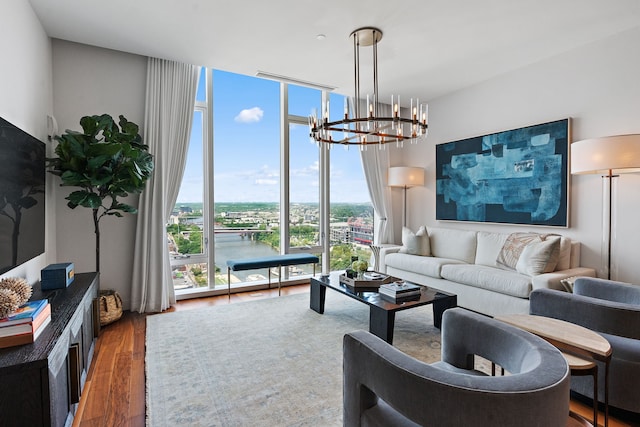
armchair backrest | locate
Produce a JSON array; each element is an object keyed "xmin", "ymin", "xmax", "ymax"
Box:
[
  {"xmin": 574, "ymin": 277, "xmax": 640, "ymax": 305},
  {"xmin": 343, "ymin": 308, "xmax": 570, "ymax": 427},
  {"xmin": 531, "ymin": 285, "xmax": 640, "ymax": 339}
]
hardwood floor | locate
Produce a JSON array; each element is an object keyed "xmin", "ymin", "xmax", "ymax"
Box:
[{"xmin": 74, "ymin": 284, "xmax": 637, "ymax": 427}]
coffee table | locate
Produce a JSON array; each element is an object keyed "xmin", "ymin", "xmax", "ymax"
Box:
[
  {"xmin": 310, "ymin": 272, "xmax": 457, "ymax": 344},
  {"xmin": 495, "ymin": 314, "xmax": 611, "ymax": 427}
]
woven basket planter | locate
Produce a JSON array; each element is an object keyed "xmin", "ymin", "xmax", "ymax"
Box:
[{"xmin": 99, "ymin": 289, "xmax": 123, "ymax": 326}]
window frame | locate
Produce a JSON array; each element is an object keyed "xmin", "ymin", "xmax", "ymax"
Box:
[{"xmin": 172, "ymin": 69, "xmax": 370, "ymax": 297}]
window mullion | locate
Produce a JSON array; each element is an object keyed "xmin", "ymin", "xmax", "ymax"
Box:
[
  {"xmin": 280, "ymin": 82, "xmax": 290, "ymax": 256},
  {"xmin": 319, "ymin": 90, "xmax": 330, "ymax": 274},
  {"xmin": 205, "ymin": 68, "xmax": 215, "ymax": 288}
]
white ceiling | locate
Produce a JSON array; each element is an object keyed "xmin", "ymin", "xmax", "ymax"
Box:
[{"xmin": 29, "ymin": 0, "xmax": 640, "ymax": 104}]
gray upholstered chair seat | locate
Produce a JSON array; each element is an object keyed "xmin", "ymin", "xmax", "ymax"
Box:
[
  {"xmin": 343, "ymin": 308, "xmax": 570, "ymax": 427},
  {"xmin": 530, "ymin": 277, "xmax": 640, "ymax": 413}
]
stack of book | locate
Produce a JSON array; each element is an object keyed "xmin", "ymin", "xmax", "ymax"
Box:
[
  {"xmin": 0, "ymin": 299, "xmax": 51, "ymax": 349},
  {"xmin": 379, "ymin": 281, "xmax": 422, "ymax": 302}
]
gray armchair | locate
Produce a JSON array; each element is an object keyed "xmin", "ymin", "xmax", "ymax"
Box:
[
  {"xmin": 343, "ymin": 308, "xmax": 570, "ymax": 427},
  {"xmin": 530, "ymin": 277, "xmax": 640, "ymax": 413}
]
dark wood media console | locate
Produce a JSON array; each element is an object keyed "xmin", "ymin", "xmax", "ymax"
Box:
[{"xmin": 0, "ymin": 272, "xmax": 99, "ymax": 426}]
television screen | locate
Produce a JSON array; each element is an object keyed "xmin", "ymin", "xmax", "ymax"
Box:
[{"xmin": 0, "ymin": 117, "xmax": 46, "ymax": 274}]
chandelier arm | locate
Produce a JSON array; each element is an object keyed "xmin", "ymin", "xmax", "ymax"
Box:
[
  {"xmin": 312, "ymin": 117, "xmax": 427, "ymax": 130},
  {"xmin": 312, "ymin": 126, "xmax": 428, "ymax": 144}
]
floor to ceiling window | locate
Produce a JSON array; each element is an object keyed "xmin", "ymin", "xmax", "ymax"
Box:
[{"xmin": 168, "ymin": 68, "xmax": 373, "ymax": 297}]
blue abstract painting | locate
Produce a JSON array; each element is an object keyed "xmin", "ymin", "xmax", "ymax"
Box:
[{"xmin": 436, "ymin": 119, "xmax": 569, "ymax": 226}]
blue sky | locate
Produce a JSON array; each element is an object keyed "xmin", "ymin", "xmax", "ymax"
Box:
[{"xmin": 176, "ymin": 68, "xmax": 370, "ymax": 204}]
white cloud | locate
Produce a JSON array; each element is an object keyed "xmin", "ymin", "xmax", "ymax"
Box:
[
  {"xmin": 255, "ymin": 178, "xmax": 278, "ymax": 185},
  {"xmin": 259, "ymin": 164, "xmax": 279, "ymax": 177},
  {"xmin": 234, "ymin": 107, "xmax": 264, "ymax": 123},
  {"xmin": 291, "ymin": 161, "xmax": 319, "ymax": 177}
]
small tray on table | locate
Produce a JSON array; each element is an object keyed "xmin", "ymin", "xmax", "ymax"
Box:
[{"xmin": 339, "ymin": 272, "xmax": 396, "ymax": 288}]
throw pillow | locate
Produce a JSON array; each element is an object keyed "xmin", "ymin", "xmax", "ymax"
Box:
[
  {"xmin": 399, "ymin": 226, "xmax": 430, "ymax": 256},
  {"xmin": 496, "ymin": 232, "xmax": 542, "ymax": 270},
  {"xmin": 556, "ymin": 237, "xmax": 572, "ymax": 271},
  {"xmin": 542, "ymin": 236, "xmax": 561, "ymax": 273},
  {"xmin": 516, "ymin": 238, "xmax": 561, "ymax": 276}
]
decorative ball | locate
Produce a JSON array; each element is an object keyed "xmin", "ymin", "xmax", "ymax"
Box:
[
  {"xmin": 0, "ymin": 288, "xmax": 20, "ymax": 319},
  {"xmin": 0, "ymin": 277, "xmax": 32, "ymax": 306}
]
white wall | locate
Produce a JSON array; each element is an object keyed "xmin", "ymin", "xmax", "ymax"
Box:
[
  {"xmin": 0, "ymin": 1, "xmax": 54, "ymax": 284},
  {"xmin": 401, "ymin": 27, "xmax": 640, "ymax": 282},
  {"xmin": 51, "ymin": 40, "xmax": 147, "ymax": 308}
]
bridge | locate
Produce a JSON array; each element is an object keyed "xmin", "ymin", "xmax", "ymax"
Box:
[{"xmin": 213, "ymin": 227, "xmax": 273, "ymax": 239}]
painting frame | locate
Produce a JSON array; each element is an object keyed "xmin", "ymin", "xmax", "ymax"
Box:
[{"xmin": 435, "ymin": 118, "xmax": 570, "ymax": 227}]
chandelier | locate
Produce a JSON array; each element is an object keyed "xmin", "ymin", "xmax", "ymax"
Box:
[{"xmin": 309, "ymin": 27, "xmax": 428, "ymax": 148}]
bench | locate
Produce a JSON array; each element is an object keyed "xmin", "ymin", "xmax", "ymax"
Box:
[{"xmin": 226, "ymin": 253, "xmax": 320, "ymax": 297}]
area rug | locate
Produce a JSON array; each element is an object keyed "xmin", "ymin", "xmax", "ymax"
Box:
[{"xmin": 146, "ymin": 291, "xmax": 445, "ymax": 427}]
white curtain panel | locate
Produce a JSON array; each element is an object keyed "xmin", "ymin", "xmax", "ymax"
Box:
[
  {"xmin": 131, "ymin": 58, "xmax": 200, "ymax": 313},
  {"xmin": 354, "ymin": 98, "xmax": 395, "ymax": 245}
]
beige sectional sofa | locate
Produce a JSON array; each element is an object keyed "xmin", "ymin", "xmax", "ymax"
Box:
[{"xmin": 379, "ymin": 226, "xmax": 596, "ymax": 317}]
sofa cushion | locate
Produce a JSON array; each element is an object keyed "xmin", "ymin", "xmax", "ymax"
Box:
[
  {"xmin": 385, "ymin": 253, "xmax": 465, "ymax": 279},
  {"xmin": 398, "ymin": 226, "xmax": 430, "ymax": 256},
  {"xmin": 516, "ymin": 238, "xmax": 561, "ymax": 276},
  {"xmin": 441, "ymin": 264, "xmax": 533, "ymax": 298},
  {"xmin": 427, "ymin": 227, "xmax": 477, "ymax": 264},
  {"xmin": 496, "ymin": 232, "xmax": 543, "ymax": 270},
  {"xmin": 475, "ymin": 232, "xmax": 508, "ymax": 267}
]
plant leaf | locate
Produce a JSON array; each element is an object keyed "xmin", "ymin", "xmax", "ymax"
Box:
[{"xmin": 48, "ymin": 114, "xmax": 153, "ymax": 223}]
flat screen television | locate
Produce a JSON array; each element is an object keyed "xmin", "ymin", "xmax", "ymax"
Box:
[{"xmin": 0, "ymin": 117, "xmax": 46, "ymax": 274}]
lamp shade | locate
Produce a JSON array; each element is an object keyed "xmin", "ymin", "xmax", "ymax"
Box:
[
  {"xmin": 571, "ymin": 134, "xmax": 640, "ymax": 175},
  {"xmin": 388, "ymin": 166, "xmax": 425, "ymax": 187}
]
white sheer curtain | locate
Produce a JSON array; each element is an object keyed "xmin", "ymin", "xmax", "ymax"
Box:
[
  {"xmin": 131, "ymin": 58, "xmax": 200, "ymax": 313},
  {"xmin": 356, "ymin": 99, "xmax": 395, "ymax": 245}
]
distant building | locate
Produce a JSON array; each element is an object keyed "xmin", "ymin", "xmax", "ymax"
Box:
[
  {"xmin": 330, "ymin": 223, "xmax": 350, "ymax": 244},
  {"xmin": 222, "ymin": 211, "xmax": 243, "ymax": 219},
  {"xmin": 179, "ymin": 206, "xmax": 193, "ymax": 213},
  {"xmin": 349, "ymin": 218, "xmax": 373, "ymax": 245}
]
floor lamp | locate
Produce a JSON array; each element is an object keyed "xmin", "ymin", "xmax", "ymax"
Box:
[
  {"xmin": 571, "ymin": 134, "xmax": 640, "ymax": 280},
  {"xmin": 388, "ymin": 166, "xmax": 425, "ymax": 227}
]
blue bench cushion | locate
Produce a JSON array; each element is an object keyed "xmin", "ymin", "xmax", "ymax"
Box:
[{"xmin": 226, "ymin": 254, "xmax": 319, "ymax": 271}]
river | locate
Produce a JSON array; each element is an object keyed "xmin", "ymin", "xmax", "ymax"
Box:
[{"xmin": 213, "ymin": 233, "xmax": 315, "ymax": 282}]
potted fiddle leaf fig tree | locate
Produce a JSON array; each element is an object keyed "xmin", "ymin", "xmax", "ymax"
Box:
[{"xmin": 47, "ymin": 114, "xmax": 154, "ymax": 272}]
